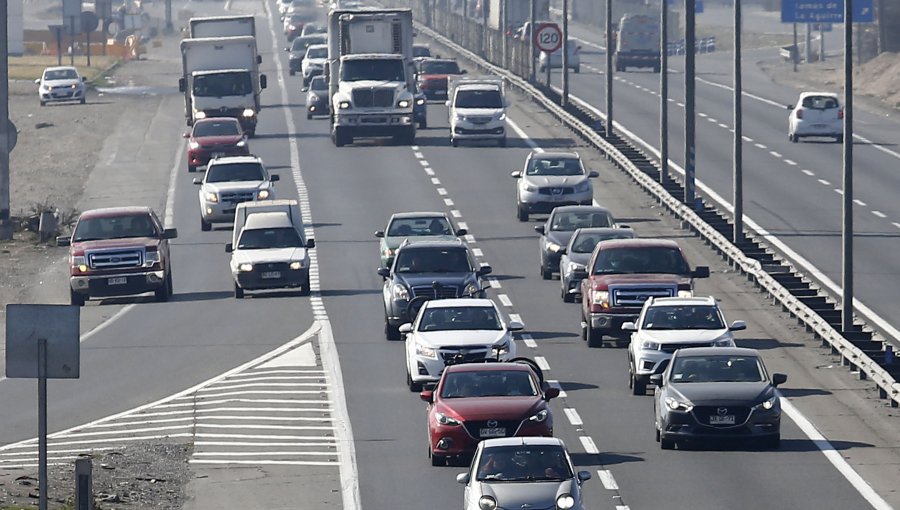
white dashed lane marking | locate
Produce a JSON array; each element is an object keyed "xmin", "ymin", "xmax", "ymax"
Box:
[
  {"xmin": 802, "ymin": 169, "xmax": 815, "ymax": 176},
  {"xmin": 498, "ymin": 294, "xmax": 513, "ymax": 307},
  {"xmin": 770, "ymin": 151, "xmax": 782, "ymax": 158},
  {"xmin": 784, "ymin": 159, "xmax": 797, "ymax": 166},
  {"xmin": 579, "ymin": 436, "xmax": 599, "ymax": 455},
  {"xmin": 431, "ymin": 177, "xmax": 441, "ymax": 185},
  {"xmin": 564, "ymin": 408, "xmax": 583, "ymax": 427},
  {"xmin": 471, "ymin": 248, "xmax": 483, "ymax": 257},
  {"xmin": 437, "ymin": 188, "xmax": 448, "ymax": 196},
  {"xmin": 450, "ymin": 210, "xmax": 462, "ymax": 218},
  {"xmin": 520, "ymin": 333, "xmax": 537, "ymax": 348},
  {"xmin": 854, "ymin": 199, "xmax": 867, "ymax": 207},
  {"xmin": 873, "ymin": 211, "xmax": 887, "ymax": 218},
  {"xmin": 818, "ymin": 179, "xmax": 831, "ymax": 186},
  {"xmin": 444, "ymin": 199, "xmax": 454, "ymax": 206},
  {"xmin": 597, "ymin": 469, "xmax": 619, "ymax": 490}
]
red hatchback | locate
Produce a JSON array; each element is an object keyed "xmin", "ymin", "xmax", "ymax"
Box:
[
  {"xmin": 184, "ymin": 117, "xmax": 249, "ymax": 173},
  {"xmin": 419, "ymin": 361, "xmax": 559, "ymax": 466}
]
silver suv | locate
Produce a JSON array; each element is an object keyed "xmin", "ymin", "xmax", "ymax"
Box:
[
  {"xmin": 512, "ymin": 151, "xmax": 598, "ymax": 221},
  {"xmin": 624, "ymin": 296, "xmax": 746, "ymax": 395}
]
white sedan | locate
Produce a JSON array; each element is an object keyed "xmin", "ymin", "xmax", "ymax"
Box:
[
  {"xmin": 400, "ymin": 298, "xmax": 523, "ymax": 391},
  {"xmin": 787, "ymin": 91, "xmax": 843, "ymax": 143}
]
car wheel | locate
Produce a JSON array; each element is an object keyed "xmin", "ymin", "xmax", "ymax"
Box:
[
  {"xmin": 586, "ymin": 327, "xmax": 603, "ymax": 348},
  {"xmin": 516, "ymin": 204, "xmax": 528, "ymax": 222},
  {"xmin": 166, "ymin": 271, "xmax": 174, "ymax": 296},
  {"xmin": 385, "ymin": 319, "xmax": 401, "ymax": 341},
  {"xmin": 419, "ymin": 119, "xmax": 427, "ymax": 129},
  {"xmin": 451, "ymin": 137, "xmax": 459, "ymax": 147},
  {"xmin": 70, "ymin": 289, "xmax": 85, "ymax": 307},
  {"xmin": 763, "ymin": 434, "xmax": 781, "ymax": 450},
  {"xmin": 561, "ymin": 282, "xmax": 574, "ymax": 302},
  {"xmin": 835, "ymin": 135, "xmax": 844, "ymax": 143},
  {"xmin": 307, "ymin": 113, "xmax": 312, "ymax": 120},
  {"xmin": 80, "ymin": 97, "xmax": 86, "ymax": 105},
  {"xmin": 40, "ymin": 100, "xmax": 46, "ymax": 107},
  {"xmin": 631, "ymin": 374, "xmax": 646, "ymax": 395},
  {"xmin": 200, "ymin": 217, "xmax": 212, "ymax": 232},
  {"xmin": 407, "ymin": 370, "xmax": 423, "ymax": 392},
  {"xmin": 300, "ymin": 280, "xmax": 311, "ymax": 296},
  {"xmin": 234, "ymin": 283, "xmax": 244, "ymax": 299},
  {"xmin": 541, "ymin": 264, "xmax": 552, "ymax": 280},
  {"xmin": 790, "ymin": 133, "xmax": 799, "ymax": 143},
  {"xmin": 660, "ymin": 436, "xmax": 675, "ymax": 450},
  {"xmin": 574, "ymin": 65, "xmax": 581, "ymax": 73},
  {"xmin": 290, "ymin": 70, "xmax": 296, "ymax": 76},
  {"xmin": 188, "ymin": 164, "xmax": 196, "ymax": 173}
]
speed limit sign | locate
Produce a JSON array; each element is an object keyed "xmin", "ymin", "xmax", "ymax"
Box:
[{"xmin": 533, "ymin": 23, "xmax": 563, "ymax": 53}]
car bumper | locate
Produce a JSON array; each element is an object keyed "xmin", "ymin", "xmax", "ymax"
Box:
[
  {"xmin": 590, "ymin": 312, "xmax": 638, "ymax": 334},
  {"xmin": 793, "ymin": 121, "xmax": 842, "ymax": 136},
  {"xmin": 560, "ymin": 271, "xmax": 587, "ymax": 293},
  {"xmin": 40, "ymin": 88, "xmax": 85, "ymax": 102},
  {"xmin": 660, "ymin": 409, "xmax": 781, "ymax": 442},
  {"xmin": 234, "ymin": 267, "xmax": 310, "ymax": 290},
  {"xmin": 520, "ymin": 189, "xmax": 594, "ymax": 211},
  {"xmin": 70, "ymin": 270, "xmax": 166, "ymax": 296},
  {"xmin": 429, "ymin": 420, "xmax": 552, "ymax": 457},
  {"xmin": 410, "ymin": 350, "xmax": 515, "ymax": 384},
  {"xmin": 200, "ymin": 200, "xmax": 258, "ymax": 223},
  {"xmin": 335, "ymin": 113, "xmax": 414, "ymax": 130},
  {"xmin": 188, "ymin": 147, "xmax": 249, "ymax": 167}
]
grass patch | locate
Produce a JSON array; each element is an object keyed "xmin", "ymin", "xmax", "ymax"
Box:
[{"xmin": 8, "ymin": 55, "xmax": 120, "ymax": 82}]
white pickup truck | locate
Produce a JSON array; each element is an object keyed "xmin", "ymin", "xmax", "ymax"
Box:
[
  {"xmin": 446, "ymin": 76, "xmax": 508, "ymax": 147},
  {"xmin": 226, "ymin": 200, "xmax": 315, "ymax": 298}
]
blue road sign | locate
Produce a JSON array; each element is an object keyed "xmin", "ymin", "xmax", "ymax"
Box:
[{"xmin": 781, "ymin": 1, "xmax": 874, "ymax": 24}]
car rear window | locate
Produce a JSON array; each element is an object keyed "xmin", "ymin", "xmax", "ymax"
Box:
[{"xmin": 801, "ymin": 96, "xmax": 839, "ymax": 109}]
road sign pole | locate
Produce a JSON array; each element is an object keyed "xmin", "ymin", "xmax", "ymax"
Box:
[
  {"xmin": 529, "ymin": 0, "xmax": 535, "ymax": 82},
  {"xmin": 733, "ymin": 0, "xmax": 742, "ymax": 244},
  {"xmin": 70, "ymin": 17, "xmax": 75, "ymax": 67},
  {"xmin": 561, "ymin": 0, "xmax": 568, "ymax": 106},
  {"xmin": 86, "ymin": 27, "xmax": 91, "ymax": 67},
  {"xmin": 792, "ymin": 22, "xmax": 798, "ymax": 71},
  {"xmin": 38, "ymin": 338, "xmax": 48, "ymax": 510},
  {"xmin": 685, "ymin": 0, "xmax": 696, "ymax": 207},
  {"xmin": 805, "ymin": 22, "xmax": 812, "ymax": 62},
  {"xmin": 659, "ymin": 0, "xmax": 668, "ymax": 185},
  {"xmin": 605, "ymin": 0, "xmax": 613, "ymax": 137},
  {"xmin": 842, "ymin": 0, "xmax": 854, "ymax": 332},
  {"xmin": 0, "ymin": 0, "xmax": 10, "ymax": 241}
]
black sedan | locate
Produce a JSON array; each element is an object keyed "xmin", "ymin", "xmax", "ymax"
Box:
[
  {"xmin": 534, "ymin": 205, "xmax": 617, "ymax": 280},
  {"xmin": 651, "ymin": 347, "xmax": 787, "ymax": 450}
]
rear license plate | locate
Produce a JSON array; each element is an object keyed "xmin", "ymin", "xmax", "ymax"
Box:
[
  {"xmin": 108, "ymin": 277, "xmax": 127, "ymax": 286},
  {"xmin": 261, "ymin": 271, "xmax": 282, "ymax": 279},
  {"xmin": 479, "ymin": 427, "xmax": 506, "ymax": 438},
  {"xmin": 709, "ymin": 415, "xmax": 735, "ymax": 425},
  {"xmin": 812, "ymin": 124, "xmax": 827, "ymax": 129}
]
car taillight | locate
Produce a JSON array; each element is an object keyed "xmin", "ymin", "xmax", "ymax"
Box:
[
  {"xmin": 838, "ymin": 108, "xmax": 844, "ymax": 119},
  {"xmin": 796, "ymin": 108, "xmax": 803, "ymax": 119}
]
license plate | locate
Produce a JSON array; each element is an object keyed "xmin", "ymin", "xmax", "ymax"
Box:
[
  {"xmin": 261, "ymin": 271, "xmax": 281, "ymax": 279},
  {"xmin": 709, "ymin": 415, "xmax": 735, "ymax": 425},
  {"xmin": 479, "ymin": 427, "xmax": 506, "ymax": 438},
  {"xmin": 812, "ymin": 124, "xmax": 827, "ymax": 129},
  {"xmin": 436, "ymin": 89, "xmax": 446, "ymax": 95},
  {"xmin": 108, "ymin": 277, "xmax": 127, "ymax": 285}
]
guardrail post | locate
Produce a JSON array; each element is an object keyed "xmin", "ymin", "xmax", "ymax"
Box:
[
  {"xmin": 885, "ymin": 345, "xmax": 894, "ymax": 367},
  {"xmin": 75, "ymin": 457, "xmax": 92, "ymax": 510}
]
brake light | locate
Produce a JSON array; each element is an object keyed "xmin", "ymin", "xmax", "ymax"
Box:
[
  {"xmin": 796, "ymin": 108, "xmax": 803, "ymax": 119},
  {"xmin": 838, "ymin": 108, "xmax": 844, "ymax": 119}
]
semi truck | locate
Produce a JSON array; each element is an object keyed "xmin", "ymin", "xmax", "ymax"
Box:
[
  {"xmin": 179, "ymin": 36, "xmax": 267, "ymax": 137},
  {"xmin": 326, "ymin": 8, "xmax": 417, "ymax": 147},
  {"xmin": 189, "ymin": 15, "xmax": 257, "ymax": 38}
]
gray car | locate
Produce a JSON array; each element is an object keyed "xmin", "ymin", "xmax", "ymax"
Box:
[
  {"xmin": 534, "ymin": 205, "xmax": 616, "ymax": 280},
  {"xmin": 513, "ymin": 151, "xmax": 599, "ymax": 222},
  {"xmin": 559, "ymin": 226, "xmax": 635, "ymax": 302},
  {"xmin": 306, "ymin": 75, "xmax": 328, "ymax": 119},
  {"xmin": 457, "ymin": 437, "xmax": 591, "ymax": 510},
  {"xmin": 652, "ymin": 347, "xmax": 787, "ymax": 450}
]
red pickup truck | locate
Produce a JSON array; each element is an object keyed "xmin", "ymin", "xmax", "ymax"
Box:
[
  {"xmin": 57, "ymin": 207, "xmax": 178, "ymax": 306},
  {"xmin": 578, "ymin": 238, "xmax": 709, "ymax": 348}
]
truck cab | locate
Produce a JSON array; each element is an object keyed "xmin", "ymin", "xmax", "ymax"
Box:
[{"xmin": 446, "ymin": 76, "xmax": 508, "ymax": 147}]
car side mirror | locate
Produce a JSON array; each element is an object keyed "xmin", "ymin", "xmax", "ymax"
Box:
[
  {"xmin": 772, "ymin": 373, "xmax": 787, "ymax": 387},
  {"xmin": 455, "ymin": 228, "xmax": 467, "ymax": 236},
  {"xmin": 511, "ymin": 171, "xmax": 521, "ymax": 178},
  {"xmin": 419, "ymin": 389, "xmax": 434, "ymax": 402},
  {"xmin": 621, "ymin": 322, "xmax": 637, "ymax": 332},
  {"xmin": 729, "ymin": 320, "xmax": 747, "ymax": 331},
  {"xmin": 476, "ymin": 265, "xmax": 492, "ymax": 276},
  {"xmin": 182, "ymin": 132, "xmax": 191, "ymax": 139},
  {"xmin": 374, "ymin": 230, "xmax": 385, "ymax": 238},
  {"xmin": 577, "ymin": 470, "xmax": 591, "ymax": 482},
  {"xmin": 507, "ymin": 320, "xmax": 524, "ymax": 331},
  {"xmin": 399, "ymin": 323, "xmax": 412, "ymax": 334},
  {"xmin": 225, "ymin": 243, "xmax": 233, "ymax": 253},
  {"xmin": 163, "ymin": 228, "xmax": 178, "ymax": 239},
  {"xmin": 456, "ymin": 473, "xmax": 470, "ymax": 485},
  {"xmin": 192, "ymin": 178, "xmax": 202, "ymax": 185},
  {"xmin": 534, "ymin": 225, "xmax": 545, "ymax": 235},
  {"xmin": 557, "ymin": 247, "xmax": 567, "ymax": 255},
  {"xmin": 588, "ymin": 170, "xmax": 599, "ymax": 178},
  {"xmin": 82, "ymin": 76, "xmax": 87, "ymax": 82},
  {"xmin": 650, "ymin": 374, "xmax": 663, "ymax": 386},
  {"xmin": 377, "ymin": 267, "xmax": 390, "ymax": 278},
  {"xmin": 544, "ymin": 387, "xmax": 560, "ymax": 400},
  {"xmin": 56, "ymin": 236, "xmax": 71, "ymax": 247},
  {"xmin": 270, "ymin": 174, "xmax": 280, "ymax": 182},
  {"xmin": 34, "ymin": 78, "xmax": 41, "ymax": 84},
  {"xmin": 306, "ymin": 238, "xmax": 316, "ymax": 248},
  {"xmin": 692, "ymin": 266, "xmax": 710, "ymax": 278}
]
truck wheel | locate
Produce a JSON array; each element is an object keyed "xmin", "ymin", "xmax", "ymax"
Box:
[
  {"xmin": 80, "ymin": 97, "xmax": 86, "ymax": 105},
  {"xmin": 246, "ymin": 128, "xmax": 256, "ymax": 138},
  {"xmin": 418, "ymin": 118, "xmax": 427, "ymax": 129},
  {"xmin": 586, "ymin": 327, "xmax": 603, "ymax": 348},
  {"xmin": 154, "ymin": 277, "xmax": 171, "ymax": 302},
  {"xmin": 40, "ymin": 100, "xmax": 46, "ymax": 107},
  {"xmin": 70, "ymin": 289, "xmax": 85, "ymax": 307},
  {"xmin": 333, "ymin": 128, "xmax": 348, "ymax": 147},
  {"xmin": 660, "ymin": 436, "xmax": 675, "ymax": 450},
  {"xmin": 451, "ymin": 137, "xmax": 459, "ymax": 147},
  {"xmin": 234, "ymin": 283, "xmax": 244, "ymax": 299},
  {"xmin": 200, "ymin": 217, "xmax": 212, "ymax": 232},
  {"xmin": 631, "ymin": 374, "xmax": 646, "ymax": 395}
]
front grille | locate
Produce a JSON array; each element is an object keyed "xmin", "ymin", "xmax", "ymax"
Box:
[
  {"xmin": 462, "ymin": 419, "xmax": 522, "ymax": 439},
  {"xmin": 691, "ymin": 406, "xmax": 752, "ymax": 428},
  {"xmin": 610, "ymin": 284, "xmax": 677, "ymax": 307},
  {"xmin": 204, "ymin": 108, "xmax": 243, "ymax": 118},
  {"xmin": 465, "ymin": 115, "xmax": 492, "ymax": 124},
  {"xmin": 538, "ymin": 187, "xmax": 575, "ymax": 196},
  {"xmin": 220, "ymin": 191, "xmax": 256, "ymax": 204},
  {"xmin": 352, "ymin": 88, "xmax": 394, "ymax": 108},
  {"xmin": 440, "ymin": 347, "xmax": 490, "ymax": 365},
  {"xmin": 410, "ymin": 284, "xmax": 459, "ymax": 299},
  {"xmin": 202, "ymin": 143, "xmax": 233, "ymax": 150},
  {"xmin": 659, "ymin": 341, "xmax": 716, "ymax": 353},
  {"xmin": 51, "ymin": 85, "xmax": 74, "ymax": 91},
  {"xmin": 88, "ymin": 249, "xmax": 143, "ymax": 269},
  {"xmin": 252, "ymin": 262, "xmax": 290, "ymax": 272}
]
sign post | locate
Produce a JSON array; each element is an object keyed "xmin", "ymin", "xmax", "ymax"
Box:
[
  {"xmin": 5, "ymin": 304, "xmax": 81, "ymax": 510},
  {"xmin": 533, "ymin": 23, "xmax": 561, "ymax": 90}
]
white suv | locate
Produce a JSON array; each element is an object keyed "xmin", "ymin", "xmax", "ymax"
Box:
[
  {"xmin": 623, "ymin": 296, "xmax": 746, "ymax": 395},
  {"xmin": 400, "ymin": 298, "xmax": 523, "ymax": 391},
  {"xmin": 193, "ymin": 155, "xmax": 278, "ymax": 231},
  {"xmin": 787, "ymin": 92, "xmax": 843, "ymax": 143}
]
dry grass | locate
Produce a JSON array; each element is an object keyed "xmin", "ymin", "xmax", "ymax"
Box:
[{"xmin": 7, "ymin": 55, "xmax": 120, "ymax": 82}]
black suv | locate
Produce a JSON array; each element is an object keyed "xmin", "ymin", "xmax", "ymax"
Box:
[{"xmin": 377, "ymin": 240, "xmax": 492, "ymax": 340}]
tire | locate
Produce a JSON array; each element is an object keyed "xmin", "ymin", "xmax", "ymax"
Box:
[
  {"xmin": 300, "ymin": 279, "xmax": 311, "ymax": 296},
  {"xmin": 790, "ymin": 133, "xmax": 799, "ymax": 143},
  {"xmin": 200, "ymin": 217, "xmax": 212, "ymax": 232},
  {"xmin": 430, "ymin": 452, "xmax": 445, "ymax": 467},
  {"xmin": 70, "ymin": 289, "xmax": 85, "ymax": 307},
  {"xmin": 407, "ymin": 370, "xmax": 423, "ymax": 392},
  {"xmin": 333, "ymin": 127, "xmax": 350, "ymax": 147},
  {"xmin": 653, "ymin": 65, "xmax": 660, "ymax": 73},
  {"xmin": 498, "ymin": 137, "xmax": 507, "ymax": 147},
  {"xmin": 80, "ymin": 97, "xmax": 86, "ymax": 105},
  {"xmin": 540, "ymin": 263, "xmax": 552, "ymax": 280},
  {"xmin": 580, "ymin": 319, "xmax": 588, "ymax": 341},
  {"xmin": 154, "ymin": 276, "xmax": 171, "ymax": 302},
  {"xmin": 307, "ymin": 113, "xmax": 312, "ymax": 120},
  {"xmin": 419, "ymin": 119, "xmax": 427, "ymax": 129},
  {"xmin": 516, "ymin": 204, "xmax": 528, "ymax": 222},
  {"xmin": 586, "ymin": 327, "xmax": 603, "ymax": 348},
  {"xmin": 40, "ymin": 101, "xmax": 46, "ymax": 107},
  {"xmin": 385, "ymin": 318, "xmax": 401, "ymax": 341},
  {"xmin": 188, "ymin": 164, "xmax": 197, "ymax": 173},
  {"xmin": 234, "ymin": 283, "xmax": 244, "ymax": 299},
  {"xmin": 451, "ymin": 137, "xmax": 459, "ymax": 147},
  {"xmin": 655, "ymin": 424, "xmax": 661, "ymax": 442},
  {"xmin": 165, "ymin": 270, "xmax": 174, "ymax": 296},
  {"xmin": 631, "ymin": 374, "xmax": 646, "ymax": 395},
  {"xmin": 660, "ymin": 436, "xmax": 675, "ymax": 450},
  {"xmin": 574, "ymin": 65, "xmax": 581, "ymax": 74},
  {"xmin": 290, "ymin": 69, "xmax": 296, "ymax": 76},
  {"xmin": 561, "ymin": 281, "xmax": 574, "ymax": 302}
]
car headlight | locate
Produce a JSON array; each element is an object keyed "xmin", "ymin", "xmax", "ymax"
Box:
[
  {"xmin": 755, "ymin": 395, "xmax": 778, "ymax": 411},
  {"xmin": 339, "ymin": 100, "xmax": 351, "ymax": 109},
  {"xmin": 640, "ymin": 339, "xmax": 660, "ymax": 351},
  {"xmin": 257, "ymin": 189, "xmax": 270, "ymax": 200},
  {"xmin": 205, "ymin": 191, "xmax": 218, "ymax": 203},
  {"xmin": 390, "ymin": 283, "xmax": 409, "ymax": 301},
  {"xmin": 665, "ymin": 396, "xmax": 693, "ymax": 412},
  {"xmin": 72, "ymin": 255, "xmax": 87, "ymax": 272},
  {"xmin": 397, "ymin": 99, "xmax": 410, "ymax": 108},
  {"xmin": 677, "ymin": 290, "xmax": 693, "ymax": 298},
  {"xmin": 309, "ymin": 93, "xmax": 319, "ymax": 101},
  {"xmin": 524, "ymin": 184, "xmax": 538, "ymax": 192},
  {"xmin": 463, "ymin": 282, "xmax": 480, "ymax": 297},
  {"xmin": 496, "ymin": 112, "xmax": 506, "ymax": 121},
  {"xmin": 528, "ymin": 409, "xmax": 548, "ymax": 423},
  {"xmin": 435, "ymin": 411, "xmax": 460, "ymax": 426},
  {"xmin": 238, "ymin": 263, "xmax": 253, "ymax": 272},
  {"xmin": 714, "ymin": 338, "xmax": 735, "ymax": 347},
  {"xmin": 416, "ymin": 341, "xmax": 438, "ymax": 359},
  {"xmin": 492, "ymin": 339, "xmax": 511, "ymax": 357},
  {"xmin": 194, "ymin": 111, "xmax": 207, "ymax": 119},
  {"xmin": 145, "ymin": 251, "xmax": 161, "ymax": 264},
  {"xmin": 236, "ymin": 140, "xmax": 246, "ymax": 147},
  {"xmin": 290, "ymin": 261, "xmax": 304, "ymax": 270},
  {"xmin": 547, "ymin": 242, "xmax": 563, "ymax": 253},
  {"xmin": 242, "ymin": 108, "xmax": 256, "ymax": 118},
  {"xmin": 189, "ymin": 140, "xmax": 200, "ymax": 150},
  {"xmin": 416, "ymin": 97, "xmax": 425, "ymax": 105},
  {"xmin": 592, "ymin": 290, "xmax": 609, "ymax": 307},
  {"xmin": 41, "ymin": 85, "xmax": 50, "ymax": 91},
  {"xmin": 478, "ymin": 495, "xmax": 497, "ymax": 510},
  {"xmin": 566, "ymin": 261, "xmax": 585, "ymax": 275},
  {"xmin": 557, "ymin": 494, "xmax": 576, "ymax": 509},
  {"xmin": 575, "ymin": 181, "xmax": 591, "ymax": 193}
]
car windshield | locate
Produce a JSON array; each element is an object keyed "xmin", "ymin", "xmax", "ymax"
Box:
[
  {"xmin": 394, "ymin": 248, "xmax": 471, "ymax": 273},
  {"xmin": 341, "ymin": 59, "xmax": 405, "ymax": 82},
  {"xmin": 440, "ymin": 370, "xmax": 536, "ymax": 398},
  {"xmin": 527, "ymin": 157, "xmax": 584, "ymax": 176},
  {"xmin": 670, "ymin": 355, "xmax": 765, "ymax": 383},
  {"xmin": 237, "ymin": 227, "xmax": 303, "ymax": 249},
  {"xmin": 73, "ymin": 214, "xmax": 157, "ymax": 241},
  {"xmin": 593, "ymin": 246, "xmax": 690, "ymax": 275},
  {"xmin": 193, "ymin": 120, "xmax": 241, "ymax": 137},
  {"xmin": 206, "ymin": 163, "xmax": 265, "ymax": 182},
  {"xmin": 475, "ymin": 445, "xmax": 573, "ymax": 482},
  {"xmin": 454, "ymin": 89, "xmax": 503, "ymax": 108},
  {"xmin": 420, "ymin": 61, "xmax": 460, "ymax": 74},
  {"xmin": 193, "ymin": 72, "xmax": 252, "ymax": 97},
  {"xmin": 641, "ymin": 305, "xmax": 725, "ymax": 330},
  {"xmin": 44, "ymin": 68, "xmax": 78, "ymax": 80},
  {"xmin": 306, "ymin": 46, "xmax": 327, "ymax": 59},
  {"xmin": 801, "ymin": 95, "xmax": 839, "ymax": 109},
  {"xmin": 570, "ymin": 231, "xmax": 633, "ymax": 254},
  {"xmin": 418, "ymin": 306, "xmax": 502, "ymax": 332},
  {"xmin": 413, "ymin": 46, "xmax": 431, "ymax": 58},
  {"xmin": 310, "ymin": 76, "xmax": 327, "ymax": 91},
  {"xmin": 387, "ymin": 217, "xmax": 453, "ymax": 237},
  {"xmin": 550, "ymin": 211, "xmax": 612, "ymax": 231}
]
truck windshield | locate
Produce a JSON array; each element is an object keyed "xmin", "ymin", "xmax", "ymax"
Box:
[
  {"xmin": 237, "ymin": 227, "xmax": 303, "ymax": 249},
  {"xmin": 73, "ymin": 214, "xmax": 158, "ymax": 242},
  {"xmin": 193, "ymin": 73, "xmax": 253, "ymax": 97},
  {"xmin": 593, "ymin": 247, "xmax": 690, "ymax": 275},
  {"xmin": 341, "ymin": 59, "xmax": 405, "ymax": 82},
  {"xmin": 455, "ymin": 89, "xmax": 503, "ymax": 109},
  {"xmin": 206, "ymin": 163, "xmax": 265, "ymax": 182}
]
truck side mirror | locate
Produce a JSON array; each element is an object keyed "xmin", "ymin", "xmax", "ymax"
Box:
[
  {"xmin": 163, "ymin": 228, "xmax": 178, "ymax": 239},
  {"xmin": 374, "ymin": 230, "xmax": 385, "ymax": 238},
  {"xmin": 377, "ymin": 267, "xmax": 390, "ymax": 278},
  {"xmin": 225, "ymin": 243, "xmax": 233, "ymax": 253},
  {"xmin": 178, "ymin": 78, "xmax": 186, "ymax": 93},
  {"xmin": 444, "ymin": 100, "xmax": 451, "ymax": 107},
  {"xmin": 270, "ymin": 174, "xmax": 280, "ymax": 182},
  {"xmin": 257, "ymin": 55, "xmax": 263, "ymax": 64},
  {"xmin": 260, "ymin": 74, "xmax": 267, "ymax": 89},
  {"xmin": 692, "ymin": 266, "xmax": 710, "ymax": 278},
  {"xmin": 306, "ymin": 238, "xmax": 316, "ymax": 248},
  {"xmin": 534, "ymin": 225, "xmax": 545, "ymax": 235}
]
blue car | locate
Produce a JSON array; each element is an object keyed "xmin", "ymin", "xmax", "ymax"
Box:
[{"xmin": 414, "ymin": 91, "xmax": 427, "ymax": 129}]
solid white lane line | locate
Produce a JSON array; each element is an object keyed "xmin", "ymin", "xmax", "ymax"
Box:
[
  {"xmin": 872, "ymin": 211, "xmax": 886, "ymax": 218},
  {"xmin": 192, "ymin": 451, "xmax": 338, "ymax": 457},
  {"xmin": 498, "ymin": 294, "xmax": 513, "ymax": 307},
  {"xmin": 506, "ymin": 117, "xmax": 543, "ymax": 152},
  {"xmin": 579, "ymin": 436, "xmax": 599, "ymax": 455},
  {"xmin": 194, "ymin": 441, "xmax": 336, "ymax": 447},
  {"xmin": 564, "ymin": 408, "xmax": 583, "ymax": 427},
  {"xmin": 597, "ymin": 469, "xmax": 619, "ymax": 490},
  {"xmin": 195, "ymin": 424, "xmax": 333, "ymax": 431},
  {"xmin": 197, "ymin": 382, "xmax": 326, "ymax": 391}
]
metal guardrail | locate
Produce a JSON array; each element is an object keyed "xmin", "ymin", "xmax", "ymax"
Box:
[{"xmin": 412, "ymin": 22, "xmax": 900, "ymax": 408}]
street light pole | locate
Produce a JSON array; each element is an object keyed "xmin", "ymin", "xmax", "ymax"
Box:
[
  {"xmin": 659, "ymin": 0, "xmax": 668, "ymax": 185},
  {"xmin": 733, "ymin": 0, "xmax": 742, "ymax": 243},
  {"xmin": 605, "ymin": 0, "xmax": 613, "ymax": 137},
  {"xmin": 684, "ymin": 0, "xmax": 696, "ymax": 207},
  {"xmin": 842, "ymin": 0, "xmax": 855, "ymax": 332},
  {"xmin": 561, "ymin": 0, "xmax": 569, "ymax": 106},
  {"xmin": 0, "ymin": 0, "xmax": 10, "ymax": 240}
]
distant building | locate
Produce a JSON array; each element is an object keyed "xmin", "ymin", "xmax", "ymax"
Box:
[{"xmin": 7, "ymin": 0, "xmax": 24, "ymax": 56}]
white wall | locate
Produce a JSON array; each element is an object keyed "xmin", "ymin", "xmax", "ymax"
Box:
[{"xmin": 8, "ymin": 0, "xmax": 24, "ymax": 56}]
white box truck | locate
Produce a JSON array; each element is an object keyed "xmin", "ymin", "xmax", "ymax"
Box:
[
  {"xmin": 326, "ymin": 8, "xmax": 417, "ymax": 147},
  {"xmin": 614, "ymin": 13, "xmax": 661, "ymax": 73},
  {"xmin": 189, "ymin": 15, "xmax": 257, "ymax": 39},
  {"xmin": 179, "ymin": 36, "xmax": 267, "ymax": 136}
]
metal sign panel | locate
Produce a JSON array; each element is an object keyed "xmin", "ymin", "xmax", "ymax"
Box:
[
  {"xmin": 533, "ymin": 23, "xmax": 562, "ymax": 53},
  {"xmin": 781, "ymin": 0, "xmax": 874, "ymax": 23},
  {"xmin": 62, "ymin": 0, "xmax": 81, "ymax": 18},
  {"xmin": 5, "ymin": 304, "xmax": 80, "ymax": 379}
]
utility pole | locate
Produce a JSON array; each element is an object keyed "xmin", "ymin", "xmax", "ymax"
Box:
[
  {"xmin": 501, "ymin": 0, "xmax": 507, "ymax": 66},
  {"xmin": 165, "ymin": 0, "xmax": 173, "ymax": 33},
  {"xmin": 684, "ymin": 0, "xmax": 696, "ymax": 207},
  {"xmin": 659, "ymin": 0, "xmax": 668, "ymax": 184},
  {"xmin": 605, "ymin": 0, "xmax": 613, "ymax": 137},
  {"xmin": 820, "ymin": 24, "xmax": 826, "ymax": 61},
  {"xmin": 805, "ymin": 22, "xmax": 812, "ymax": 63},
  {"xmin": 0, "ymin": 0, "xmax": 11, "ymax": 240},
  {"xmin": 561, "ymin": 0, "xmax": 569, "ymax": 106},
  {"xmin": 842, "ymin": 0, "xmax": 855, "ymax": 332},
  {"xmin": 529, "ymin": 0, "xmax": 536, "ymax": 82},
  {"xmin": 792, "ymin": 22, "xmax": 798, "ymax": 71},
  {"xmin": 733, "ymin": 0, "xmax": 742, "ymax": 243}
]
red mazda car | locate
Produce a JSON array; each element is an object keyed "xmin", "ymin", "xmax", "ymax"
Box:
[
  {"xmin": 415, "ymin": 58, "xmax": 466, "ymax": 99},
  {"xmin": 184, "ymin": 117, "xmax": 250, "ymax": 173},
  {"xmin": 419, "ymin": 361, "xmax": 559, "ymax": 466}
]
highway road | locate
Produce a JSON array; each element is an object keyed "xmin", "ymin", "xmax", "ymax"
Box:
[{"xmin": 1, "ymin": 0, "xmax": 899, "ymax": 509}]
